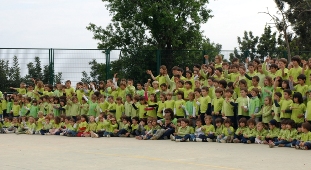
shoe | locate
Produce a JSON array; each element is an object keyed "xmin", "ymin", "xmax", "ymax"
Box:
[
  {"xmin": 302, "ymin": 146, "xmax": 309, "ymax": 150},
  {"xmin": 295, "ymin": 145, "xmax": 300, "ymax": 149},
  {"xmin": 163, "ymin": 136, "xmax": 168, "ymax": 140},
  {"xmin": 263, "ymin": 141, "xmax": 268, "ymax": 144},
  {"xmin": 170, "ymin": 134, "xmax": 175, "ymax": 141},
  {"xmin": 269, "ymin": 143, "xmax": 274, "ymax": 148},
  {"xmin": 29, "ymin": 131, "xmax": 33, "ymax": 135},
  {"xmin": 226, "ymin": 136, "xmax": 232, "ymax": 143},
  {"xmin": 94, "ymin": 133, "xmax": 99, "ymax": 138},
  {"xmin": 233, "ymin": 139, "xmax": 240, "ymax": 143},
  {"xmin": 107, "ymin": 134, "xmax": 110, "ymax": 138},
  {"xmin": 90, "ymin": 131, "xmax": 95, "ymax": 138},
  {"xmin": 278, "ymin": 144, "xmax": 285, "ymax": 147},
  {"xmin": 206, "ymin": 138, "xmax": 213, "ymax": 142},
  {"xmin": 220, "ymin": 139, "xmax": 226, "ymax": 143},
  {"xmin": 196, "ymin": 138, "xmax": 202, "ymax": 142},
  {"xmin": 151, "ymin": 136, "xmax": 157, "ymax": 140},
  {"xmin": 247, "ymin": 140, "xmax": 251, "ymax": 144},
  {"xmin": 175, "ymin": 139, "xmax": 181, "ymax": 142},
  {"xmin": 255, "ymin": 141, "xmax": 258, "ymax": 144},
  {"xmin": 60, "ymin": 133, "xmax": 64, "ymax": 136},
  {"xmin": 45, "ymin": 133, "xmax": 51, "ymax": 135}
]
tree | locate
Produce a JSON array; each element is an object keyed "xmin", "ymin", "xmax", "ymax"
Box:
[
  {"xmin": 7, "ymin": 56, "xmax": 21, "ymax": 88},
  {"xmin": 231, "ymin": 31, "xmax": 259, "ymax": 62},
  {"xmin": 279, "ymin": 0, "xmax": 311, "ymax": 59},
  {"xmin": 87, "ymin": 0, "xmax": 213, "ymax": 71},
  {"xmin": 259, "ymin": 0, "xmax": 292, "ymax": 61},
  {"xmin": 81, "ymin": 71, "xmax": 91, "ymax": 83},
  {"xmin": 0, "ymin": 59, "xmax": 9, "ymax": 92}
]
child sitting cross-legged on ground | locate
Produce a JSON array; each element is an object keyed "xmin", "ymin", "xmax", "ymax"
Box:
[
  {"xmin": 241, "ymin": 118, "xmax": 257, "ymax": 144},
  {"xmin": 255, "ymin": 122, "xmax": 268, "ymax": 144},
  {"xmin": 263, "ymin": 119, "xmax": 280, "ymax": 144},
  {"xmin": 216, "ymin": 118, "xmax": 234, "ymax": 143},
  {"xmin": 233, "ymin": 118, "xmax": 247, "ymax": 143},
  {"xmin": 295, "ymin": 122, "xmax": 311, "ymax": 150},
  {"xmin": 170, "ymin": 118, "xmax": 191, "ymax": 142},
  {"xmin": 196, "ymin": 116, "xmax": 215, "ymax": 142}
]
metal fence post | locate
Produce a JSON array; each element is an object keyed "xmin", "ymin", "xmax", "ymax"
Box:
[
  {"xmin": 105, "ymin": 49, "xmax": 110, "ymax": 80},
  {"xmin": 156, "ymin": 50, "xmax": 161, "ymax": 75},
  {"xmin": 49, "ymin": 48, "xmax": 55, "ymax": 85},
  {"xmin": 202, "ymin": 50, "xmax": 206, "ymax": 64}
]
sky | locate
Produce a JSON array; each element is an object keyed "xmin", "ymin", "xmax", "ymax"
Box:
[
  {"xmin": 0, "ymin": 0, "xmax": 279, "ymax": 50},
  {"xmin": 0, "ymin": 0, "xmax": 279, "ymax": 85}
]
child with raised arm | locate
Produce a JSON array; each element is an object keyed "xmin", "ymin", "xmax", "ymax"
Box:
[
  {"xmin": 254, "ymin": 122, "xmax": 268, "ymax": 144},
  {"xmin": 233, "ymin": 118, "xmax": 247, "ymax": 143},
  {"xmin": 264, "ymin": 119, "xmax": 280, "ymax": 144},
  {"xmin": 10, "ymin": 82, "xmax": 27, "ymax": 95},
  {"xmin": 289, "ymin": 74, "xmax": 308, "ymax": 100}
]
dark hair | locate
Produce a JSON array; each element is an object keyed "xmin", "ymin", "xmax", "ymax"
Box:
[
  {"xmin": 286, "ymin": 119, "xmax": 296, "ymax": 128},
  {"xmin": 291, "ymin": 55, "xmax": 301, "ymax": 65},
  {"xmin": 81, "ymin": 115, "xmax": 88, "ymax": 122},
  {"xmin": 225, "ymin": 88, "xmax": 234, "ymax": 94},
  {"xmin": 297, "ymin": 74, "xmax": 306, "ymax": 82},
  {"xmin": 247, "ymin": 118, "xmax": 256, "ymax": 125},
  {"xmin": 283, "ymin": 89, "xmax": 292, "ymax": 96},
  {"xmin": 238, "ymin": 117, "xmax": 247, "ymax": 125},
  {"xmin": 282, "ymin": 80, "xmax": 290, "ymax": 90},
  {"xmin": 185, "ymin": 81, "xmax": 192, "ymax": 86},
  {"xmin": 224, "ymin": 118, "xmax": 231, "ymax": 125},
  {"xmin": 274, "ymin": 92, "xmax": 282, "ymax": 98},
  {"xmin": 164, "ymin": 108, "xmax": 174, "ymax": 119},
  {"xmin": 181, "ymin": 118, "xmax": 189, "ymax": 124},
  {"xmin": 293, "ymin": 92, "xmax": 303, "ymax": 104},
  {"xmin": 215, "ymin": 118, "xmax": 223, "ymax": 124},
  {"xmin": 176, "ymin": 91, "xmax": 184, "ymax": 99},
  {"xmin": 218, "ymin": 79, "xmax": 227, "ymax": 89},
  {"xmin": 215, "ymin": 67, "xmax": 223, "ymax": 73},
  {"xmin": 160, "ymin": 83, "xmax": 167, "ymax": 88},
  {"xmin": 240, "ymin": 87, "xmax": 248, "ymax": 93},
  {"xmin": 252, "ymin": 76, "xmax": 260, "ymax": 82},
  {"xmin": 280, "ymin": 119, "xmax": 288, "ymax": 125},
  {"xmin": 201, "ymin": 86, "xmax": 209, "ymax": 92},
  {"xmin": 132, "ymin": 116, "xmax": 139, "ymax": 122},
  {"xmin": 270, "ymin": 64, "xmax": 278, "ymax": 69},
  {"xmin": 302, "ymin": 122, "xmax": 311, "ymax": 131},
  {"xmin": 227, "ymin": 82, "xmax": 234, "ymax": 89}
]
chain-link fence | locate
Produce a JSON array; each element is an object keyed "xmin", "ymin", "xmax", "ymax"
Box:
[{"xmin": 0, "ymin": 48, "xmax": 310, "ymax": 92}]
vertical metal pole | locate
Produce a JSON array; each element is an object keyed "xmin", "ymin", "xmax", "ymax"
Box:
[
  {"xmin": 156, "ymin": 50, "xmax": 161, "ymax": 75},
  {"xmin": 105, "ymin": 50, "xmax": 110, "ymax": 80}
]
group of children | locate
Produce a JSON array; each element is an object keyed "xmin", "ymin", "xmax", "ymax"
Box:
[{"xmin": 1, "ymin": 54, "xmax": 311, "ymax": 150}]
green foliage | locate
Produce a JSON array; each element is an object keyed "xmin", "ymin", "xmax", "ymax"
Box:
[
  {"xmin": 0, "ymin": 56, "xmax": 62, "ymax": 92},
  {"xmin": 85, "ymin": 0, "xmax": 218, "ymax": 83},
  {"xmin": 231, "ymin": 26, "xmax": 287, "ymax": 62}
]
